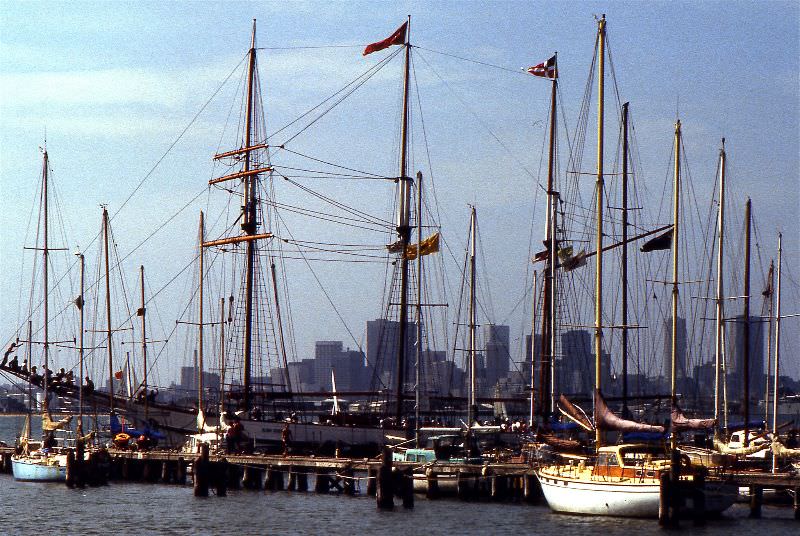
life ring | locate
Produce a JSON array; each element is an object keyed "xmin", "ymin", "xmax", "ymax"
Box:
[{"xmin": 114, "ymin": 433, "xmax": 131, "ymax": 443}]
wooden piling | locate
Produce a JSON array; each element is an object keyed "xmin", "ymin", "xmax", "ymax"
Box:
[
  {"xmin": 216, "ymin": 458, "xmax": 228, "ymax": 497},
  {"xmin": 75, "ymin": 442, "xmax": 85, "ymax": 488},
  {"xmin": 425, "ymin": 468, "xmax": 439, "ymax": 500},
  {"xmin": 287, "ymin": 467, "xmax": 297, "ymax": 491},
  {"xmin": 161, "ymin": 461, "xmax": 171, "ymax": 484},
  {"xmin": 749, "ymin": 486, "xmax": 763, "ymax": 519},
  {"xmin": 793, "ymin": 486, "xmax": 800, "ymax": 521},
  {"xmin": 658, "ymin": 472, "xmax": 670, "ymax": 527},
  {"xmin": 491, "ymin": 474, "xmax": 507, "ymax": 502},
  {"xmin": 65, "ymin": 449, "xmax": 76, "ymax": 488},
  {"xmin": 376, "ymin": 447, "xmax": 394, "ymax": 509},
  {"xmin": 297, "ymin": 468, "xmax": 309, "ymax": 492},
  {"xmin": 457, "ymin": 470, "xmax": 468, "ymax": 501},
  {"xmin": 193, "ymin": 443, "xmax": 209, "ymax": 497},
  {"xmin": 176, "ymin": 457, "xmax": 187, "ymax": 485},
  {"xmin": 142, "ymin": 460, "xmax": 154, "ymax": 482},
  {"xmin": 366, "ymin": 467, "xmax": 377, "ymax": 496},
  {"xmin": 315, "ymin": 472, "xmax": 330, "ymax": 494},
  {"xmin": 341, "ymin": 465, "xmax": 355, "ymax": 496},
  {"xmin": 401, "ymin": 468, "xmax": 414, "ymax": 509}
]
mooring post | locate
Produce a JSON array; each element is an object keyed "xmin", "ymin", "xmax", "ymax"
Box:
[
  {"xmin": 315, "ymin": 472, "xmax": 329, "ymax": 494},
  {"xmin": 193, "ymin": 443, "xmax": 209, "ymax": 497},
  {"xmin": 668, "ymin": 449, "xmax": 681, "ymax": 528},
  {"xmin": 658, "ymin": 472, "xmax": 670, "ymax": 527},
  {"xmin": 161, "ymin": 461, "xmax": 171, "ymax": 483},
  {"xmin": 176, "ymin": 457, "xmax": 187, "ymax": 485},
  {"xmin": 425, "ymin": 467, "xmax": 439, "ymax": 500},
  {"xmin": 216, "ymin": 458, "xmax": 228, "ymax": 497},
  {"xmin": 342, "ymin": 464, "xmax": 355, "ymax": 496},
  {"xmin": 457, "ymin": 470, "xmax": 468, "ymax": 501},
  {"xmin": 749, "ymin": 486, "xmax": 763, "ymax": 518},
  {"xmin": 366, "ymin": 467, "xmax": 377, "ymax": 496},
  {"xmin": 287, "ymin": 466, "xmax": 297, "ymax": 491},
  {"xmin": 297, "ymin": 467, "xmax": 309, "ymax": 492},
  {"xmin": 65, "ymin": 449, "xmax": 76, "ymax": 488},
  {"xmin": 401, "ymin": 467, "xmax": 414, "ymax": 508},
  {"xmin": 376, "ymin": 447, "xmax": 394, "ymax": 509}
]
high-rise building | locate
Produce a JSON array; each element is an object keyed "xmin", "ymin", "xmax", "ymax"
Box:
[
  {"xmin": 560, "ymin": 330, "xmax": 592, "ymax": 395},
  {"xmin": 483, "ymin": 324, "xmax": 510, "ymax": 392},
  {"xmin": 365, "ymin": 318, "xmax": 416, "ymax": 390}
]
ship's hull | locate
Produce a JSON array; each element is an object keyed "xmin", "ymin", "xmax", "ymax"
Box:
[
  {"xmin": 11, "ymin": 455, "xmax": 67, "ymax": 482},
  {"xmin": 537, "ymin": 469, "xmax": 661, "ymax": 517}
]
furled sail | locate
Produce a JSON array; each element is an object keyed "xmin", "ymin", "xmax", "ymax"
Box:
[
  {"xmin": 771, "ymin": 440, "xmax": 800, "ymax": 458},
  {"xmin": 594, "ymin": 390, "xmax": 665, "ymax": 434},
  {"xmin": 671, "ymin": 404, "xmax": 716, "ymax": 431},
  {"xmin": 713, "ymin": 438, "xmax": 769, "ymax": 456},
  {"xmin": 42, "ymin": 412, "xmax": 73, "ymax": 432},
  {"xmin": 557, "ymin": 394, "xmax": 595, "ymax": 431}
]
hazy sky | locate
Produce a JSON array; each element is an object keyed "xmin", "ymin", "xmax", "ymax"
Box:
[{"xmin": 1, "ymin": 1, "xmax": 798, "ymax": 387}]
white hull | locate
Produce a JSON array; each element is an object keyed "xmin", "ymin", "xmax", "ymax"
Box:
[
  {"xmin": 537, "ymin": 470, "xmax": 660, "ymax": 517},
  {"xmin": 11, "ymin": 455, "xmax": 67, "ymax": 482}
]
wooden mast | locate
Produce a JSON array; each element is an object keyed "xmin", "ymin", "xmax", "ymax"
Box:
[
  {"xmin": 620, "ymin": 102, "xmax": 630, "ymax": 416},
  {"xmin": 468, "ymin": 206, "xmax": 478, "ymax": 425},
  {"xmin": 140, "ymin": 265, "xmax": 148, "ymax": 420},
  {"xmin": 77, "ymin": 252, "xmax": 85, "ymax": 429},
  {"xmin": 670, "ymin": 119, "xmax": 681, "ymax": 451},
  {"xmin": 42, "ymin": 150, "xmax": 50, "ymax": 419},
  {"xmin": 241, "ymin": 20, "xmax": 258, "ymax": 412},
  {"xmin": 415, "ymin": 171, "xmax": 423, "ymax": 447},
  {"xmin": 764, "ymin": 260, "xmax": 774, "ymax": 425},
  {"xmin": 394, "ymin": 15, "xmax": 412, "ymax": 424},
  {"xmin": 219, "ymin": 297, "xmax": 226, "ymax": 415},
  {"xmin": 714, "ymin": 139, "xmax": 726, "ymax": 437},
  {"xmin": 198, "ymin": 211, "xmax": 205, "ymax": 420},
  {"xmin": 538, "ymin": 61, "xmax": 558, "ymax": 417},
  {"xmin": 771, "ymin": 233, "xmax": 782, "ymax": 473},
  {"xmin": 593, "ymin": 14, "xmax": 606, "ymax": 448},
  {"xmin": 742, "ymin": 198, "xmax": 752, "ymax": 446},
  {"xmin": 529, "ymin": 270, "xmax": 538, "ymax": 427},
  {"xmin": 103, "ymin": 206, "xmax": 114, "ymax": 413}
]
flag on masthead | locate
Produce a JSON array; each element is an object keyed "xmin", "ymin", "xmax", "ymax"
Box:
[
  {"xmin": 526, "ymin": 55, "xmax": 558, "ymax": 79},
  {"xmin": 363, "ymin": 21, "xmax": 408, "ymax": 56}
]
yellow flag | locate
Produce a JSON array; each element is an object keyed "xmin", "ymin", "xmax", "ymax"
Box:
[{"xmin": 405, "ymin": 232, "xmax": 440, "ymax": 260}]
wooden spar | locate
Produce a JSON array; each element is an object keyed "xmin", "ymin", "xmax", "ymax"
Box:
[
  {"xmin": 529, "ymin": 270, "xmax": 538, "ymax": 427},
  {"xmin": 538, "ymin": 67, "xmax": 557, "ymax": 417},
  {"xmin": 670, "ymin": 119, "xmax": 681, "ymax": 451},
  {"xmin": 214, "ymin": 143, "xmax": 269, "ymax": 160},
  {"xmin": 772, "ymin": 233, "xmax": 782, "ymax": 473},
  {"xmin": 103, "ymin": 207, "xmax": 114, "ymax": 414},
  {"xmin": 202, "ymin": 233, "xmax": 273, "ymax": 248},
  {"xmin": 621, "ymin": 102, "xmax": 629, "ymax": 416},
  {"xmin": 198, "ymin": 212, "xmax": 205, "ymax": 423},
  {"xmin": 208, "ymin": 167, "xmax": 273, "ymax": 186},
  {"xmin": 415, "ymin": 171, "xmax": 423, "ymax": 448},
  {"xmin": 764, "ymin": 260, "xmax": 774, "ymax": 425},
  {"xmin": 42, "ymin": 150, "xmax": 50, "ymax": 419},
  {"xmin": 468, "ymin": 206, "xmax": 477, "ymax": 426},
  {"xmin": 140, "ymin": 265, "xmax": 148, "ymax": 420},
  {"xmin": 593, "ymin": 14, "xmax": 606, "ymax": 448},
  {"xmin": 743, "ymin": 198, "xmax": 752, "ymax": 446},
  {"xmin": 77, "ymin": 252, "xmax": 85, "ymax": 426},
  {"xmin": 394, "ymin": 15, "xmax": 412, "ymax": 424},
  {"xmin": 242, "ymin": 20, "xmax": 257, "ymax": 411},
  {"xmin": 714, "ymin": 139, "xmax": 726, "ymax": 437}
]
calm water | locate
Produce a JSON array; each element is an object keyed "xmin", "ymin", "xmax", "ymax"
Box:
[{"xmin": 1, "ymin": 417, "xmax": 796, "ymax": 535}]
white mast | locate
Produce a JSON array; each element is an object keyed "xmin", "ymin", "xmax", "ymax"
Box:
[{"xmin": 771, "ymin": 234, "xmax": 782, "ymax": 473}]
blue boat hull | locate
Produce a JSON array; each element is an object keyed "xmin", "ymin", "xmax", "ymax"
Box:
[{"xmin": 11, "ymin": 456, "xmax": 67, "ymax": 482}]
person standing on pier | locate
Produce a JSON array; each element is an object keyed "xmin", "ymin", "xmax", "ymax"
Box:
[{"xmin": 282, "ymin": 423, "xmax": 292, "ymax": 457}]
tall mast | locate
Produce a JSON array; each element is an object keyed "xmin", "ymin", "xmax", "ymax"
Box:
[
  {"xmin": 593, "ymin": 14, "xmax": 606, "ymax": 448},
  {"xmin": 415, "ymin": 171, "xmax": 423, "ymax": 448},
  {"xmin": 77, "ymin": 252, "xmax": 85, "ymax": 427},
  {"xmin": 670, "ymin": 119, "xmax": 681, "ymax": 453},
  {"xmin": 529, "ymin": 271, "xmax": 538, "ymax": 427},
  {"xmin": 771, "ymin": 233, "xmax": 782, "ymax": 472},
  {"xmin": 714, "ymin": 139, "xmax": 726, "ymax": 437},
  {"xmin": 394, "ymin": 15, "xmax": 412, "ymax": 424},
  {"xmin": 242, "ymin": 20, "xmax": 258, "ymax": 412},
  {"xmin": 42, "ymin": 150, "xmax": 50, "ymax": 416},
  {"xmin": 103, "ymin": 207, "xmax": 114, "ymax": 413},
  {"xmin": 468, "ymin": 206, "xmax": 478, "ymax": 425},
  {"xmin": 764, "ymin": 260, "xmax": 774, "ymax": 425},
  {"xmin": 140, "ymin": 265, "xmax": 148, "ymax": 420},
  {"xmin": 742, "ymin": 198, "xmax": 752, "ymax": 446},
  {"xmin": 669, "ymin": 119, "xmax": 681, "ymax": 434},
  {"xmin": 271, "ymin": 263, "xmax": 292, "ymax": 395},
  {"xmin": 198, "ymin": 212, "xmax": 205, "ymax": 417},
  {"xmin": 219, "ymin": 297, "xmax": 226, "ymax": 415},
  {"xmin": 539, "ymin": 64, "xmax": 558, "ymax": 417},
  {"xmin": 620, "ymin": 102, "xmax": 630, "ymax": 416}
]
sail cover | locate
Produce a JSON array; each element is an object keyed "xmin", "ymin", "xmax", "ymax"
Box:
[
  {"xmin": 557, "ymin": 394, "xmax": 595, "ymax": 431},
  {"xmin": 671, "ymin": 404, "xmax": 716, "ymax": 431},
  {"xmin": 594, "ymin": 390, "xmax": 665, "ymax": 434}
]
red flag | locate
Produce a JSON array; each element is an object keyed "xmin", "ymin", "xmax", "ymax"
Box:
[
  {"xmin": 526, "ymin": 55, "xmax": 558, "ymax": 79},
  {"xmin": 363, "ymin": 22, "xmax": 408, "ymax": 56},
  {"xmin": 114, "ymin": 370, "xmax": 123, "ymax": 380}
]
